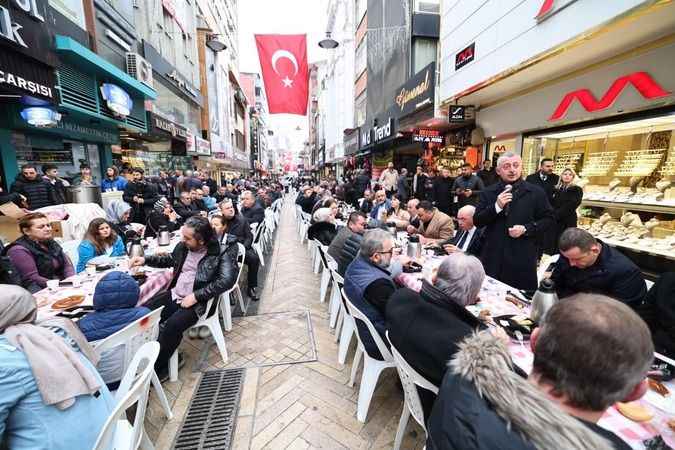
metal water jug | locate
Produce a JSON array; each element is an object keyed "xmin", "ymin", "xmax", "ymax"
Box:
[
  {"xmin": 530, "ymin": 278, "xmax": 559, "ymax": 323},
  {"xmin": 406, "ymin": 235, "xmax": 422, "ymax": 259},
  {"xmin": 128, "ymin": 238, "xmax": 145, "ymax": 259},
  {"xmin": 158, "ymin": 225, "xmax": 170, "ymax": 246}
]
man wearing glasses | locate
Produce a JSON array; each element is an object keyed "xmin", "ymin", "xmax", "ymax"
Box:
[{"xmin": 344, "ymin": 229, "xmax": 410, "ymax": 358}]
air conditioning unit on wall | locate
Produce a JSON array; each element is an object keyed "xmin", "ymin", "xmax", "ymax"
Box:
[{"xmin": 126, "ymin": 53, "xmax": 154, "ymax": 89}]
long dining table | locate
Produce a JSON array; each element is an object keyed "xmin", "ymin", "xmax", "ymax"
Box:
[
  {"xmin": 395, "ymin": 254, "xmax": 675, "ymax": 450},
  {"xmin": 35, "ymin": 236, "xmax": 181, "ymax": 323}
]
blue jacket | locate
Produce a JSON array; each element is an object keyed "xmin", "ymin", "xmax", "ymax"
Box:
[
  {"xmin": 101, "ymin": 176, "xmax": 127, "ymax": 192},
  {"xmin": 203, "ymin": 195, "xmax": 217, "ymax": 210},
  {"xmin": 76, "ymin": 236, "xmax": 126, "ymax": 273},
  {"xmin": 78, "ymin": 271, "xmax": 150, "ymax": 341},
  {"xmin": 344, "ymin": 255, "xmax": 393, "ymax": 359},
  {"xmin": 0, "ymin": 332, "xmax": 114, "ymax": 450}
]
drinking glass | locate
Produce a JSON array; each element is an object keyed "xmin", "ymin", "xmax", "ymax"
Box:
[
  {"xmin": 46, "ymin": 279, "xmax": 59, "ymax": 291},
  {"xmin": 85, "ymin": 265, "xmax": 97, "ymax": 277}
]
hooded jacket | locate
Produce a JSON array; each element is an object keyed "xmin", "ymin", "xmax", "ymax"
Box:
[
  {"xmin": 78, "ymin": 271, "xmax": 150, "ymax": 342},
  {"xmin": 427, "ymin": 332, "xmax": 624, "ymax": 450}
]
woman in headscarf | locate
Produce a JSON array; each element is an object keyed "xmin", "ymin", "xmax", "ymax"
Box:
[
  {"xmin": 0, "ymin": 285, "xmax": 113, "ymax": 450},
  {"xmin": 144, "ymin": 197, "xmax": 180, "ymax": 239},
  {"xmin": 105, "ymin": 199, "xmax": 134, "ymax": 244}
]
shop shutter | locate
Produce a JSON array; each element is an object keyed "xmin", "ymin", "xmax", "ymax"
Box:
[{"xmin": 56, "ymin": 63, "xmax": 99, "ymax": 115}]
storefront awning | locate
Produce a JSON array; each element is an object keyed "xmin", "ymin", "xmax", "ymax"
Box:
[{"xmin": 55, "ymin": 36, "xmax": 157, "ymax": 100}]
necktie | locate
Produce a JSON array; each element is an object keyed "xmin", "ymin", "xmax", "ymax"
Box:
[{"xmin": 457, "ymin": 231, "xmax": 468, "ymax": 250}]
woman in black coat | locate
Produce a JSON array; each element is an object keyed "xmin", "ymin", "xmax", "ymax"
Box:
[
  {"xmin": 307, "ymin": 208, "xmax": 338, "ymax": 246},
  {"xmin": 551, "ymin": 168, "xmax": 583, "ymax": 251}
]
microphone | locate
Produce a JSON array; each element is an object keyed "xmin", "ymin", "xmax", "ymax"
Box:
[{"xmin": 503, "ymin": 184, "xmax": 512, "ymax": 216}]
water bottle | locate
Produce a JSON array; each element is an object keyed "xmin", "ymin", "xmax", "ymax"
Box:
[{"xmin": 530, "ymin": 278, "xmax": 558, "ymax": 323}]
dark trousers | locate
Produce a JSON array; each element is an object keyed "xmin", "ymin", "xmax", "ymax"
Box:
[
  {"xmin": 245, "ymin": 250, "xmax": 260, "ymax": 289},
  {"xmin": 147, "ymin": 291, "xmax": 198, "ymax": 371}
]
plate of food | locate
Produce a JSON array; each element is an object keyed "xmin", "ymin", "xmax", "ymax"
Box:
[
  {"xmin": 494, "ymin": 314, "xmax": 536, "ymax": 339},
  {"xmin": 51, "ymin": 295, "xmax": 85, "ymax": 310}
]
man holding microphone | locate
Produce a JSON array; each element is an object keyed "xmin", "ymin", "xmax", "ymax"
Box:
[{"xmin": 473, "ymin": 152, "xmax": 554, "ymax": 291}]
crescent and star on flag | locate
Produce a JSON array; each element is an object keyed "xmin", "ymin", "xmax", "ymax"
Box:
[{"xmin": 271, "ymin": 49, "xmax": 299, "ymax": 88}]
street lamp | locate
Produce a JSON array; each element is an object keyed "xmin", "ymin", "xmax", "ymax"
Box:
[
  {"xmin": 318, "ymin": 32, "xmax": 339, "ymax": 49},
  {"xmin": 206, "ymin": 34, "xmax": 227, "ymax": 52}
]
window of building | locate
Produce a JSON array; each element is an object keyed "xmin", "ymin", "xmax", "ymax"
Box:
[
  {"xmin": 355, "ymin": 36, "xmax": 367, "ymax": 79},
  {"xmin": 412, "ymin": 37, "xmax": 437, "ymax": 75},
  {"xmin": 415, "ymin": 0, "xmax": 440, "ymax": 13},
  {"xmin": 355, "ymin": 90, "xmax": 366, "ymax": 127}
]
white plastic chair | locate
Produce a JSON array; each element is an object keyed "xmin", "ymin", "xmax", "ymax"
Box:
[
  {"xmin": 343, "ymin": 291, "xmax": 396, "ymax": 423},
  {"xmin": 60, "ymin": 239, "xmax": 81, "ymax": 270},
  {"xmin": 338, "ymin": 286, "xmax": 356, "ymax": 364},
  {"xmin": 252, "ymin": 222, "xmax": 266, "ymax": 267},
  {"xmin": 386, "ymin": 331, "xmax": 439, "ymax": 450},
  {"xmin": 168, "ymin": 296, "xmax": 228, "ymax": 382},
  {"xmin": 93, "ymin": 341, "xmax": 160, "ymax": 450},
  {"xmin": 220, "ymin": 243, "xmax": 247, "ymax": 331},
  {"xmin": 93, "ymin": 307, "xmax": 172, "ymax": 420}
]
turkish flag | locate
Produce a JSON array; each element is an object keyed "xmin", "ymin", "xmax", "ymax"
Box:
[{"xmin": 255, "ymin": 34, "xmax": 309, "ymax": 115}]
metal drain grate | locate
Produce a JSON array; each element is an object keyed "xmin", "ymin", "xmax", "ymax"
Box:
[{"xmin": 171, "ymin": 368, "xmax": 245, "ymax": 450}]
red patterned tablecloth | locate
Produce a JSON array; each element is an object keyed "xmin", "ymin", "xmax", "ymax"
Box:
[
  {"xmin": 36, "ymin": 267, "xmax": 173, "ymax": 322},
  {"xmin": 396, "ymin": 260, "xmax": 675, "ymax": 449}
]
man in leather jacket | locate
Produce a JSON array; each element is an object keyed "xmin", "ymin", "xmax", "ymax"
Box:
[{"xmin": 129, "ymin": 216, "xmax": 238, "ymax": 379}]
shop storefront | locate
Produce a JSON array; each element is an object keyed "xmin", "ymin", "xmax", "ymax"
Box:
[
  {"xmin": 477, "ymin": 39, "xmax": 675, "ymax": 272},
  {"xmin": 0, "ymin": 2, "xmax": 155, "ymax": 187},
  {"xmin": 114, "ymin": 41, "xmax": 202, "ymax": 173}
]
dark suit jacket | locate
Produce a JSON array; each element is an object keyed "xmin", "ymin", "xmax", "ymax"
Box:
[
  {"xmin": 439, "ymin": 227, "xmax": 484, "ymax": 256},
  {"xmin": 241, "ymin": 204, "xmax": 265, "ymax": 225},
  {"xmin": 386, "ymin": 280, "xmax": 485, "ymax": 419},
  {"xmin": 474, "ymin": 180, "xmax": 555, "ymax": 290},
  {"xmin": 525, "ymin": 171, "xmax": 559, "ymax": 205}
]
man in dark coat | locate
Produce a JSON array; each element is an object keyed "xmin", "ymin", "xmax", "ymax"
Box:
[
  {"xmin": 353, "ymin": 169, "xmax": 371, "ymax": 200},
  {"xmin": 328, "ymin": 212, "xmax": 367, "ymax": 276},
  {"xmin": 452, "ymin": 163, "xmax": 484, "ymax": 209},
  {"xmin": 220, "ymin": 199, "xmax": 261, "ymax": 301},
  {"xmin": 636, "ymin": 272, "xmax": 675, "ymax": 358},
  {"xmin": 431, "ymin": 167, "xmax": 454, "ymax": 216},
  {"xmin": 427, "ymin": 295, "xmax": 648, "ymax": 450},
  {"xmin": 122, "ymin": 168, "xmax": 159, "ymax": 224},
  {"xmin": 438, "ymin": 205, "xmax": 484, "ymax": 256},
  {"xmin": 10, "ymin": 165, "xmax": 57, "ymax": 210},
  {"xmin": 396, "ymin": 168, "xmax": 409, "ymax": 202},
  {"xmin": 525, "ymin": 158, "xmax": 559, "ymax": 205},
  {"xmin": 473, "ymin": 152, "xmax": 554, "ymax": 291},
  {"xmin": 387, "ymin": 253, "xmax": 486, "ymax": 420},
  {"xmin": 477, "ymin": 159, "xmax": 498, "ymax": 187},
  {"xmin": 295, "ymin": 186, "xmax": 317, "ymax": 214},
  {"xmin": 412, "ymin": 165, "xmax": 427, "ymax": 200},
  {"xmin": 240, "ymin": 191, "xmax": 265, "ymax": 225},
  {"xmin": 552, "ymin": 228, "xmax": 646, "ymax": 307},
  {"xmin": 174, "ymin": 191, "xmax": 205, "ymax": 223},
  {"xmin": 526, "ymin": 158, "xmax": 560, "ymax": 256},
  {"xmin": 129, "ymin": 216, "xmax": 238, "ymax": 379},
  {"xmin": 41, "ymin": 164, "xmax": 68, "ymax": 205}
]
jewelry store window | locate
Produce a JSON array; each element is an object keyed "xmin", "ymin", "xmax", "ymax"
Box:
[{"xmin": 523, "ymin": 113, "xmax": 675, "ymax": 266}]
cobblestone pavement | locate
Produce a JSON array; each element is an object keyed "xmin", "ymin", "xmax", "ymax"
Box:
[{"xmin": 150, "ymin": 199, "xmax": 425, "ymax": 450}]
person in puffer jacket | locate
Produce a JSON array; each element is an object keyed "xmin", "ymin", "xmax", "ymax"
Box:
[{"xmin": 78, "ymin": 271, "xmax": 150, "ymax": 389}]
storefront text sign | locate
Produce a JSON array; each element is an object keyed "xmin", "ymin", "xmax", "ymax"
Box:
[
  {"xmin": 413, "ymin": 129, "xmax": 444, "ymax": 144},
  {"xmin": 0, "ymin": 51, "xmax": 55, "ymax": 99},
  {"xmin": 373, "ymin": 118, "xmax": 393, "ymax": 143},
  {"xmin": 395, "ymin": 62, "xmax": 435, "ymax": 117},
  {"xmin": 455, "ymin": 43, "xmax": 475, "ymax": 71},
  {"xmin": 0, "ymin": 0, "xmax": 56, "ymax": 66},
  {"xmin": 143, "ymin": 41, "xmax": 203, "ymax": 106},
  {"xmin": 151, "ymin": 114, "xmax": 188, "ymax": 140},
  {"xmin": 360, "ymin": 127, "xmax": 371, "ymax": 149},
  {"xmin": 549, "ymin": 71, "xmax": 671, "ymax": 121}
]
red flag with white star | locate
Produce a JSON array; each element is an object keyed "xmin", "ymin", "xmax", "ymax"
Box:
[{"xmin": 255, "ymin": 34, "xmax": 309, "ymax": 115}]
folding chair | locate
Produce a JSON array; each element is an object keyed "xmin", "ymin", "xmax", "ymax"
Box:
[
  {"xmin": 338, "ymin": 287, "xmax": 356, "ymax": 364},
  {"xmin": 386, "ymin": 331, "xmax": 439, "ymax": 450},
  {"xmin": 251, "ymin": 222, "xmax": 266, "ymax": 267},
  {"xmin": 343, "ymin": 292, "xmax": 396, "ymax": 423},
  {"xmin": 93, "ymin": 307, "xmax": 172, "ymax": 420},
  {"xmin": 220, "ymin": 243, "xmax": 247, "ymax": 331},
  {"xmin": 93, "ymin": 342, "xmax": 159, "ymax": 450}
]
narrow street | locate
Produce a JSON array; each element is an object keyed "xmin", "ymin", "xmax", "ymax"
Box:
[{"xmin": 149, "ymin": 200, "xmax": 425, "ymax": 450}]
